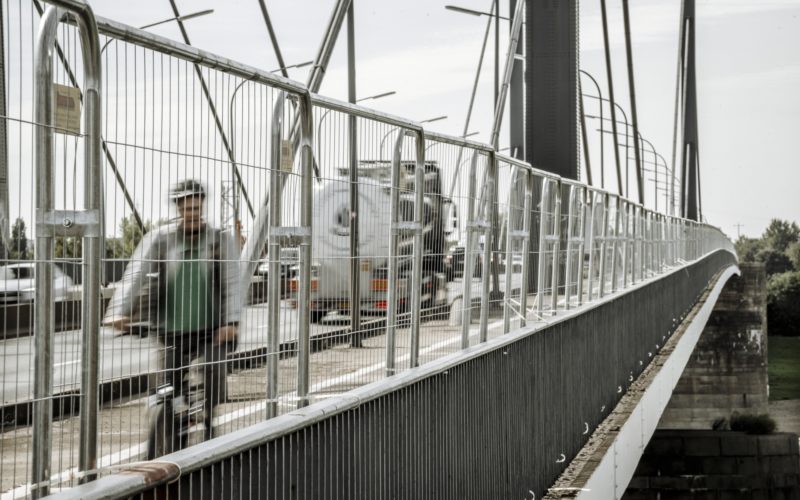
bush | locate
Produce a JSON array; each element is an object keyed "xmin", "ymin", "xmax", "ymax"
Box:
[
  {"xmin": 729, "ymin": 413, "xmax": 776, "ymax": 435},
  {"xmin": 767, "ymin": 271, "xmax": 800, "ymax": 336}
]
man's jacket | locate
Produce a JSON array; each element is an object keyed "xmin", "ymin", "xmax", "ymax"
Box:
[{"xmin": 104, "ymin": 222, "xmax": 241, "ymax": 330}]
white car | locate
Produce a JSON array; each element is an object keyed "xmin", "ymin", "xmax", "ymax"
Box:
[{"xmin": 0, "ymin": 263, "xmax": 74, "ymax": 304}]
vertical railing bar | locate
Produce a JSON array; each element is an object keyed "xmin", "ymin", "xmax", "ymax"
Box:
[
  {"xmin": 33, "ymin": 3, "xmax": 104, "ymax": 493},
  {"xmin": 266, "ymin": 92, "xmax": 285, "ymax": 418},
  {"xmin": 479, "ymin": 150, "xmax": 496, "ymax": 341},
  {"xmin": 563, "ymin": 185, "xmax": 576, "ymax": 310},
  {"xmin": 535, "ymin": 180, "xmax": 550, "ymax": 314},
  {"xmin": 549, "ymin": 180, "xmax": 562, "ymax": 313},
  {"xmin": 296, "ymin": 92, "xmax": 314, "ymax": 407},
  {"xmin": 518, "ymin": 170, "xmax": 533, "ymax": 327},
  {"xmin": 598, "ymin": 193, "xmax": 609, "ymax": 298},
  {"xmin": 502, "ymin": 165, "xmax": 518, "ymax": 333},
  {"xmin": 409, "ymin": 130, "xmax": 425, "ymax": 367},
  {"xmin": 575, "ymin": 187, "xmax": 586, "ymax": 306},
  {"xmin": 621, "ymin": 200, "xmax": 629, "ymax": 289},
  {"xmin": 586, "ymin": 191, "xmax": 597, "ymax": 302},
  {"xmin": 460, "ymin": 152, "xmax": 479, "ymax": 348},
  {"xmin": 386, "ymin": 129, "xmax": 406, "ymax": 373},
  {"xmin": 610, "ymin": 195, "xmax": 620, "ymax": 293},
  {"xmin": 32, "ymin": 9, "xmax": 59, "ymax": 497}
]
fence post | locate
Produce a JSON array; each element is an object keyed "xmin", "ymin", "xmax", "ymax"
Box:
[
  {"xmin": 479, "ymin": 150, "xmax": 496, "ymax": 341},
  {"xmin": 518, "ymin": 170, "xmax": 533, "ymax": 326},
  {"xmin": 598, "ymin": 193, "xmax": 609, "ymax": 298},
  {"xmin": 563, "ymin": 185, "xmax": 576, "ymax": 310},
  {"xmin": 33, "ymin": 3, "xmax": 103, "ymax": 494},
  {"xmin": 265, "ymin": 92, "xmax": 286, "ymax": 417},
  {"xmin": 575, "ymin": 187, "xmax": 586, "ymax": 306},
  {"xmin": 620, "ymin": 200, "xmax": 629, "ymax": 289},
  {"xmin": 535, "ymin": 180, "xmax": 551, "ymax": 314},
  {"xmin": 502, "ymin": 166, "xmax": 514, "ymax": 333},
  {"xmin": 586, "ymin": 191, "xmax": 597, "ymax": 302},
  {"xmin": 461, "ymin": 152, "xmax": 479, "ymax": 347},
  {"xmin": 386, "ymin": 129, "xmax": 406, "ymax": 373},
  {"xmin": 549, "ymin": 180, "xmax": 562, "ymax": 313},
  {"xmin": 296, "ymin": 92, "xmax": 314, "ymax": 407},
  {"xmin": 409, "ymin": 130, "xmax": 425, "ymax": 367}
]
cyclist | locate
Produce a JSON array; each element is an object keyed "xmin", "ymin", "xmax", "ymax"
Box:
[{"xmin": 104, "ymin": 179, "xmax": 241, "ymax": 452}]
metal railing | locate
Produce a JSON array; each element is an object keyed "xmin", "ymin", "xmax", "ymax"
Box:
[{"xmin": 0, "ymin": 1, "xmax": 735, "ymax": 497}]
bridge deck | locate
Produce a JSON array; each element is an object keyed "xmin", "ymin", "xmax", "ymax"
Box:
[{"xmin": 1, "ymin": 288, "xmax": 525, "ymax": 495}]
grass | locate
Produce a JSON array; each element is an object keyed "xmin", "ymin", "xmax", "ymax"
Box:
[{"xmin": 769, "ymin": 336, "xmax": 800, "ymax": 401}]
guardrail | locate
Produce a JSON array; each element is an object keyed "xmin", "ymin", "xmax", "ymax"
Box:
[{"xmin": 0, "ymin": 1, "xmax": 735, "ymax": 497}]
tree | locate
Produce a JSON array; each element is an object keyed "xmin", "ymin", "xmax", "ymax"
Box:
[
  {"xmin": 120, "ymin": 216, "xmax": 151, "ymax": 258},
  {"xmin": 755, "ymin": 248, "xmax": 793, "ymax": 276},
  {"xmin": 735, "ymin": 236, "xmax": 763, "ymax": 263},
  {"xmin": 762, "ymin": 219, "xmax": 800, "ymax": 253},
  {"xmin": 9, "ymin": 217, "xmax": 31, "ymax": 260},
  {"xmin": 767, "ymin": 271, "xmax": 800, "ymax": 336},
  {"xmin": 106, "ymin": 216, "xmax": 153, "ymax": 259},
  {"xmin": 787, "ymin": 241, "xmax": 800, "ymax": 271}
]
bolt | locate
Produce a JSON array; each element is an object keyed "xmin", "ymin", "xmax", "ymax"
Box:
[{"xmin": 62, "ymin": 217, "xmax": 74, "ymax": 228}]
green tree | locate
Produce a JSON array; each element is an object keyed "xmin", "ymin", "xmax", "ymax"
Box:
[
  {"xmin": 762, "ymin": 219, "xmax": 800, "ymax": 253},
  {"xmin": 735, "ymin": 236, "xmax": 763, "ymax": 263},
  {"xmin": 120, "ymin": 216, "xmax": 151, "ymax": 258},
  {"xmin": 106, "ymin": 216, "xmax": 153, "ymax": 259},
  {"xmin": 756, "ymin": 248, "xmax": 793, "ymax": 276},
  {"xmin": 767, "ymin": 271, "xmax": 800, "ymax": 337},
  {"xmin": 55, "ymin": 236, "xmax": 82, "ymax": 259},
  {"xmin": 9, "ymin": 217, "xmax": 31, "ymax": 260},
  {"xmin": 786, "ymin": 241, "xmax": 800, "ymax": 271}
]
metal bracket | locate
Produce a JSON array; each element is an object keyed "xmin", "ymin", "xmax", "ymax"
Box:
[
  {"xmin": 392, "ymin": 221, "xmax": 421, "ymax": 235},
  {"xmin": 269, "ymin": 226, "xmax": 311, "ymax": 246},
  {"xmin": 36, "ymin": 209, "xmax": 100, "ymax": 237},
  {"xmin": 509, "ymin": 230, "xmax": 529, "ymax": 240}
]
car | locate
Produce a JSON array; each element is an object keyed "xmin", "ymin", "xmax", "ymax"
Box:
[
  {"xmin": 252, "ymin": 248, "xmax": 299, "ymax": 302},
  {"xmin": 0, "ymin": 263, "xmax": 74, "ymax": 304}
]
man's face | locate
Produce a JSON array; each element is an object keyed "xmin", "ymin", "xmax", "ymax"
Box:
[{"xmin": 176, "ymin": 195, "xmax": 204, "ymax": 232}]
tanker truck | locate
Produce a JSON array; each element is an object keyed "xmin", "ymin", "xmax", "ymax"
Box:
[{"xmin": 289, "ymin": 160, "xmax": 454, "ymax": 323}]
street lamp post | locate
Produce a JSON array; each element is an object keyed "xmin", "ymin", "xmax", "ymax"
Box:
[
  {"xmin": 580, "ymin": 70, "xmax": 605, "ymax": 189},
  {"xmin": 316, "ymin": 91, "xmax": 397, "ymax": 162},
  {"xmin": 270, "ymin": 60, "xmax": 314, "ymax": 73},
  {"xmin": 379, "ymin": 115, "xmax": 447, "ymax": 160}
]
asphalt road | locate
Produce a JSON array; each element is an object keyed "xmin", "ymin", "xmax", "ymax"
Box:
[{"xmin": 0, "ymin": 274, "xmax": 524, "ymax": 406}]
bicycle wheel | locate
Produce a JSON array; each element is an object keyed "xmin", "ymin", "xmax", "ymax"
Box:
[{"xmin": 146, "ymin": 403, "xmax": 182, "ymax": 459}]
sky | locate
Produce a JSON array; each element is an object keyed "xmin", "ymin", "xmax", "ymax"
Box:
[{"xmin": 10, "ymin": 0, "xmax": 800, "ymax": 239}]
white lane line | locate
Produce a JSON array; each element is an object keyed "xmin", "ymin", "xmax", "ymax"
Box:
[
  {"xmin": 24, "ymin": 319, "xmax": 504, "ymax": 492},
  {"xmin": 1, "ymin": 443, "xmax": 147, "ymax": 500}
]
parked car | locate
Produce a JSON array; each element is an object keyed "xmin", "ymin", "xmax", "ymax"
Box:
[
  {"xmin": 0, "ymin": 263, "xmax": 74, "ymax": 304},
  {"xmin": 253, "ymin": 247, "xmax": 299, "ymax": 301}
]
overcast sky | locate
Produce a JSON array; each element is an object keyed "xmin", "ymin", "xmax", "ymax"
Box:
[{"xmin": 42, "ymin": 0, "xmax": 800, "ymax": 238}]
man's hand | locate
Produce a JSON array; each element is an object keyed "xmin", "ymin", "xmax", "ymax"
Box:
[
  {"xmin": 106, "ymin": 316, "xmax": 131, "ymax": 333},
  {"xmin": 214, "ymin": 325, "xmax": 238, "ymax": 345}
]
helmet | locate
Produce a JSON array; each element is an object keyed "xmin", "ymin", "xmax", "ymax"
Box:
[{"xmin": 169, "ymin": 179, "xmax": 206, "ymax": 202}]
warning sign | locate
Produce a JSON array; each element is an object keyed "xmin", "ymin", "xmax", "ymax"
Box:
[{"xmin": 53, "ymin": 84, "xmax": 81, "ymax": 136}]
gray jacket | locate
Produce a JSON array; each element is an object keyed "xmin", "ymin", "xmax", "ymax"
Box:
[{"xmin": 104, "ymin": 222, "xmax": 242, "ymax": 329}]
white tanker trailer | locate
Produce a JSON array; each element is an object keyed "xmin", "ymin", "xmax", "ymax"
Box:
[{"xmin": 289, "ymin": 161, "xmax": 453, "ymax": 323}]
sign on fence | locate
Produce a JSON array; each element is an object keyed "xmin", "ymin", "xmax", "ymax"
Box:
[{"xmin": 53, "ymin": 83, "xmax": 81, "ymax": 135}]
